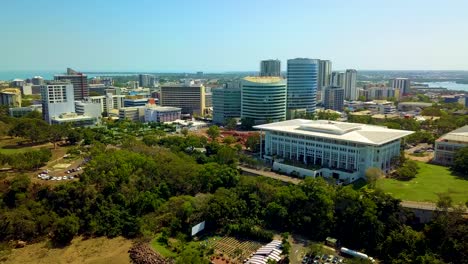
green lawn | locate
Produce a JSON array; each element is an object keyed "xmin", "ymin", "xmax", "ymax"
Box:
[
  {"xmin": 377, "ymin": 161, "xmax": 468, "ymax": 204},
  {"xmin": 0, "ymin": 138, "xmax": 33, "ymax": 154},
  {"xmin": 150, "ymin": 236, "xmax": 177, "ymax": 258},
  {"xmin": 0, "ymin": 147, "xmax": 32, "ymax": 154}
]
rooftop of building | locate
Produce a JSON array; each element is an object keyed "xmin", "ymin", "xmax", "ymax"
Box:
[
  {"xmin": 124, "ymin": 98, "xmax": 149, "ymax": 101},
  {"xmin": 254, "ymin": 119, "xmax": 414, "ymax": 146},
  {"xmin": 372, "ymin": 114, "xmax": 399, "ymax": 119},
  {"xmin": 243, "ymin": 76, "xmax": 285, "ymax": 84},
  {"xmin": 349, "ymin": 110, "xmax": 372, "ymax": 116},
  {"xmin": 44, "ymin": 80, "xmax": 72, "ymax": 85},
  {"xmin": 316, "ymin": 109, "xmax": 342, "ymax": 115},
  {"xmin": 145, "ymin": 105, "xmax": 181, "ymax": 112},
  {"xmin": 398, "ymin": 102, "xmax": 433, "ymax": 107},
  {"xmin": 437, "ymin": 125, "xmax": 468, "ymax": 144},
  {"xmin": 52, "ymin": 112, "xmax": 95, "ymax": 121},
  {"xmin": 0, "ymin": 88, "xmax": 21, "ymax": 94},
  {"xmin": 161, "ymin": 83, "xmax": 203, "ymax": 88}
]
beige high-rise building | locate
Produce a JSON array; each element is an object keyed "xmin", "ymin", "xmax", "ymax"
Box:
[
  {"xmin": 260, "ymin": 59, "xmax": 281, "ymax": 77},
  {"xmin": 318, "ymin": 60, "xmax": 332, "ymax": 91},
  {"xmin": 344, "ymin": 69, "xmax": 358, "ymax": 100},
  {"xmin": 160, "ymin": 82, "xmax": 205, "ymax": 115}
]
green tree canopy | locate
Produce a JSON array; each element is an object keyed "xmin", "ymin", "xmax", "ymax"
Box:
[{"xmin": 453, "ymin": 146, "xmax": 468, "ymax": 177}]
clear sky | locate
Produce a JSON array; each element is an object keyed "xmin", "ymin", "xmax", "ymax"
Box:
[{"xmin": 1, "ymin": 0, "xmax": 468, "ymax": 72}]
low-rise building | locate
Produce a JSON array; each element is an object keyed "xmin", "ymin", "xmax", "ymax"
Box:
[
  {"xmin": 144, "ymin": 105, "xmax": 181, "ymax": 123},
  {"xmin": 255, "ymin": 119, "xmax": 413, "ymax": 182},
  {"xmin": 119, "ymin": 107, "xmax": 145, "ymax": 122},
  {"xmin": 75, "ymin": 101, "xmax": 102, "ymax": 120},
  {"xmin": 434, "ymin": 125, "xmax": 468, "ymax": 165},
  {"xmin": 9, "ymin": 104, "xmax": 42, "ymax": 118},
  {"xmin": 398, "ymin": 102, "xmax": 432, "ymax": 112},
  {"xmin": 51, "ymin": 112, "xmax": 97, "ymax": 127},
  {"xmin": 124, "ymin": 98, "xmax": 149, "ymax": 107}
]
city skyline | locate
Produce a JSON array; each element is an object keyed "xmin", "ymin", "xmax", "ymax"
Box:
[{"xmin": 1, "ymin": 0, "xmax": 468, "ymax": 72}]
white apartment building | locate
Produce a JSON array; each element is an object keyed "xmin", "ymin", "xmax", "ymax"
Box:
[
  {"xmin": 255, "ymin": 119, "xmax": 413, "ymax": 182},
  {"xmin": 86, "ymin": 93, "xmax": 125, "ymax": 113},
  {"xmin": 41, "ymin": 82, "xmax": 75, "ymax": 124}
]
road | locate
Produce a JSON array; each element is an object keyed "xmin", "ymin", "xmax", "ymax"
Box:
[
  {"xmin": 400, "ymin": 200, "xmax": 437, "ymax": 210},
  {"xmin": 238, "ymin": 166, "xmax": 303, "ymax": 185}
]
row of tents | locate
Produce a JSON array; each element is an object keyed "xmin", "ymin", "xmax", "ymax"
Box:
[{"xmin": 244, "ymin": 240, "xmax": 283, "ymax": 264}]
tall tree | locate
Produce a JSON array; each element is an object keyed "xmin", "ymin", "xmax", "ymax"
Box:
[
  {"xmin": 207, "ymin": 125, "xmax": 220, "ymax": 141},
  {"xmin": 453, "ymin": 146, "xmax": 468, "ymax": 176}
]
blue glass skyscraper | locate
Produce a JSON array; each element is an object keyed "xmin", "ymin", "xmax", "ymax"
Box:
[{"xmin": 286, "ymin": 58, "xmax": 319, "ymax": 117}]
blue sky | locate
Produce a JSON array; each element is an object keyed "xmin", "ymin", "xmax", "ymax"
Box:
[{"xmin": 1, "ymin": 0, "xmax": 467, "ymax": 72}]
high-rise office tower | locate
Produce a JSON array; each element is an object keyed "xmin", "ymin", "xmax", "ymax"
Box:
[
  {"xmin": 330, "ymin": 71, "xmax": 345, "ymax": 88},
  {"xmin": 54, "ymin": 68, "xmax": 88, "ymax": 100},
  {"xmin": 160, "ymin": 82, "xmax": 205, "ymax": 115},
  {"xmin": 139, "ymin": 74, "xmax": 156, "ymax": 87},
  {"xmin": 212, "ymin": 81, "xmax": 241, "ymax": 124},
  {"xmin": 344, "ymin": 69, "xmax": 358, "ymax": 100},
  {"xmin": 260, "ymin": 59, "xmax": 281, "ymax": 77},
  {"xmin": 318, "ymin": 60, "xmax": 332, "ymax": 91},
  {"xmin": 41, "ymin": 81, "xmax": 75, "ymax": 123},
  {"xmin": 391, "ymin": 78, "xmax": 410, "ymax": 96},
  {"xmin": 241, "ymin": 77, "xmax": 287, "ymax": 124},
  {"xmin": 286, "ymin": 58, "xmax": 319, "ymax": 116},
  {"xmin": 323, "ymin": 86, "xmax": 344, "ymax": 112}
]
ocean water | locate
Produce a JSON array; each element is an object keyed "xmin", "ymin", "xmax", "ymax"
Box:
[
  {"xmin": 0, "ymin": 71, "xmax": 57, "ymax": 81},
  {"xmin": 420, "ymin": 81, "xmax": 468, "ymax": 92}
]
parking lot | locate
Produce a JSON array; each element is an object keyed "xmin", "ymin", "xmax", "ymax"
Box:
[
  {"xmin": 302, "ymin": 254, "xmax": 344, "ymax": 264},
  {"xmin": 36, "ymin": 167, "xmax": 82, "ymax": 181},
  {"xmin": 404, "ymin": 143, "xmax": 434, "ymax": 162},
  {"xmin": 35, "ymin": 157, "xmax": 89, "ymax": 183}
]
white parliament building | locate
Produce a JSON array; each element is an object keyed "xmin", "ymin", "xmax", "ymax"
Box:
[{"xmin": 254, "ymin": 119, "xmax": 414, "ymax": 183}]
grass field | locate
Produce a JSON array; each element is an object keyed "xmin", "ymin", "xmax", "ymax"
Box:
[
  {"xmin": 377, "ymin": 161, "xmax": 468, "ymax": 204},
  {"xmin": 3, "ymin": 236, "xmax": 132, "ymax": 264},
  {"xmin": 0, "ymin": 137, "xmax": 34, "ymax": 154},
  {"xmin": 149, "ymin": 236, "xmax": 177, "ymax": 258}
]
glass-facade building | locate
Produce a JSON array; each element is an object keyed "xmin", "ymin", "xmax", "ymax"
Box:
[
  {"xmin": 241, "ymin": 77, "xmax": 287, "ymax": 124},
  {"xmin": 212, "ymin": 82, "xmax": 241, "ymax": 124},
  {"xmin": 286, "ymin": 58, "xmax": 319, "ymax": 115}
]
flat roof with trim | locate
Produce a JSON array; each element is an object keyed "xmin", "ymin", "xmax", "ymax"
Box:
[{"xmin": 254, "ymin": 119, "xmax": 414, "ymax": 146}]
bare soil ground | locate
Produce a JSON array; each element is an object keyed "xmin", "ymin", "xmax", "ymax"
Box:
[{"xmin": 3, "ymin": 236, "xmax": 132, "ymax": 264}]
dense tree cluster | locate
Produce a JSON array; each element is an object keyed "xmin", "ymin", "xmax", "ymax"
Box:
[
  {"xmin": 0, "ymin": 148, "xmax": 51, "ymax": 171},
  {"xmin": 392, "ymin": 159, "xmax": 419, "ymax": 180},
  {"xmin": 0, "ymin": 137, "xmax": 466, "ymax": 263},
  {"xmin": 453, "ymin": 146, "xmax": 468, "ymax": 177}
]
